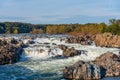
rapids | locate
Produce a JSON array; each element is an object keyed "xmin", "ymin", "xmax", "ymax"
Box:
[{"xmin": 0, "ymin": 34, "xmax": 119, "ymax": 80}]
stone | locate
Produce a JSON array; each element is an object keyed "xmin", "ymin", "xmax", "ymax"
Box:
[
  {"xmin": 63, "ymin": 61, "xmax": 105, "ymax": 80},
  {"xmin": 63, "ymin": 52, "xmax": 120, "ymax": 80},
  {"xmin": 94, "ymin": 33, "xmax": 120, "ymax": 48},
  {"xmin": 58, "ymin": 45, "xmax": 84, "ymax": 57},
  {"xmin": 65, "ymin": 35, "xmax": 93, "ymax": 45},
  {"xmin": 0, "ymin": 38, "xmax": 23, "ymax": 65}
]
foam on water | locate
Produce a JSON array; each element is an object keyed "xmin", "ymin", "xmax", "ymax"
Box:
[{"xmin": 0, "ymin": 34, "xmax": 119, "ymax": 80}]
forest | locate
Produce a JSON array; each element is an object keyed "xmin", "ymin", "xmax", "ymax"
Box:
[
  {"xmin": 0, "ymin": 22, "xmax": 46, "ymax": 34},
  {"xmin": 0, "ymin": 19, "xmax": 120, "ymax": 35}
]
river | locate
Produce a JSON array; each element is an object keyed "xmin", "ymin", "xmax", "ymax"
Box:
[{"xmin": 0, "ymin": 34, "xmax": 119, "ymax": 80}]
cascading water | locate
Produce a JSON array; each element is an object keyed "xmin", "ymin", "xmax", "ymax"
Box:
[{"xmin": 0, "ymin": 34, "xmax": 119, "ymax": 80}]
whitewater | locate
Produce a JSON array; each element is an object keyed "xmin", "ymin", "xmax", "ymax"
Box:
[{"xmin": 0, "ymin": 34, "xmax": 119, "ymax": 80}]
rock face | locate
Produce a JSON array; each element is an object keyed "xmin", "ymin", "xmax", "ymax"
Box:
[
  {"xmin": 94, "ymin": 52, "xmax": 120, "ymax": 77},
  {"xmin": 66, "ymin": 33, "xmax": 120, "ymax": 48},
  {"xmin": 65, "ymin": 35, "xmax": 94, "ymax": 45},
  {"xmin": 94, "ymin": 33, "xmax": 120, "ymax": 48},
  {"xmin": 64, "ymin": 61, "xmax": 105, "ymax": 80},
  {"xmin": 63, "ymin": 52, "xmax": 120, "ymax": 80},
  {"xmin": 58, "ymin": 45, "xmax": 87, "ymax": 57},
  {"xmin": 0, "ymin": 38, "xmax": 23, "ymax": 65}
]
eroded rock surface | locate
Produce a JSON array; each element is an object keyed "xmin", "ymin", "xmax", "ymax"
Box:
[
  {"xmin": 65, "ymin": 35, "xmax": 94, "ymax": 45},
  {"xmin": 94, "ymin": 33, "xmax": 120, "ymax": 48},
  {"xmin": 58, "ymin": 45, "xmax": 87, "ymax": 57},
  {"xmin": 63, "ymin": 52, "xmax": 120, "ymax": 80},
  {"xmin": 0, "ymin": 38, "xmax": 23, "ymax": 65}
]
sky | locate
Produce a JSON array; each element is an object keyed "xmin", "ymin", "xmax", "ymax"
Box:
[{"xmin": 0, "ymin": 0, "xmax": 120, "ymax": 24}]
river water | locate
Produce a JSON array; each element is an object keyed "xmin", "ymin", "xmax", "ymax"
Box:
[{"xmin": 0, "ymin": 34, "xmax": 119, "ymax": 80}]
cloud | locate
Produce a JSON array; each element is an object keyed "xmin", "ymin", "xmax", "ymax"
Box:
[
  {"xmin": 0, "ymin": 16, "xmax": 30, "ymax": 23},
  {"xmin": 0, "ymin": 0, "xmax": 120, "ymax": 24}
]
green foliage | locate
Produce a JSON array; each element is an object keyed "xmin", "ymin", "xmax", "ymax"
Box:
[
  {"xmin": 102, "ymin": 19, "xmax": 120, "ymax": 35},
  {"xmin": 0, "ymin": 19, "xmax": 120, "ymax": 35},
  {"xmin": 0, "ymin": 22, "xmax": 46, "ymax": 34},
  {"xmin": 30, "ymin": 28, "xmax": 43, "ymax": 34},
  {"xmin": 13, "ymin": 29, "xmax": 19, "ymax": 34}
]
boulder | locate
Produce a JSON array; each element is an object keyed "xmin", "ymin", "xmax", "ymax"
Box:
[
  {"xmin": 63, "ymin": 52, "xmax": 120, "ymax": 80},
  {"xmin": 63, "ymin": 61, "xmax": 105, "ymax": 80},
  {"xmin": 65, "ymin": 35, "xmax": 93, "ymax": 45},
  {"xmin": 63, "ymin": 47, "xmax": 82, "ymax": 57},
  {"xmin": 26, "ymin": 40, "xmax": 35, "ymax": 44},
  {"xmin": 94, "ymin": 52, "xmax": 120, "ymax": 77},
  {"xmin": 58, "ymin": 45, "xmax": 87, "ymax": 57},
  {"xmin": 9, "ymin": 38, "xmax": 18, "ymax": 44},
  {"xmin": 0, "ymin": 38, "xmax": 23, "ymax": 65}
]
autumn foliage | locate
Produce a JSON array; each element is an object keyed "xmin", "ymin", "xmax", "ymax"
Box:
[{"xmin": 0, "ymin": 19, "xmax": 120, "ymax": 35}]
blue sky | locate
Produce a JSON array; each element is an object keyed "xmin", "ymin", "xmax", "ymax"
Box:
[{"xmin": 0, "ymin": 0, "xmax": 120, "ymax": 24}]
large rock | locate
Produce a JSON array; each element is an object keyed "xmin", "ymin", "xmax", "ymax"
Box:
[
  {"xmin": 0, "ymin": 38, "xmax": 23, "ymax": 65},
  {"xmin": 26, "ymin": 40, "xmax": 35, "ymax": 44},
  {"xmin": 94, "ymin": 52, "xmax": 120, "ymax": 77},
  {"xmin": 64, "ymin": 61, "xmax": 105, "ymax": 80},
  {"xmin": 63, "ymin": 47, "xmax": 82, "ymax": 57},
  {"xmin": 63, "ymin": 52, "xmax": 120, "ymax": 80},
  {"xmin": 58, "ymin": 45, "xmax": 86, "ymax": 57},
  {"xmin": 94, "ymin": 33, "xmax": 120, "ymax": 48},
  {"xmin": 9, "ymin": 38, "xmax": 18, "ymax": 44},
  {"xmin": 65, "ymin": 35, "xmax": 94, "ymax": 45}
]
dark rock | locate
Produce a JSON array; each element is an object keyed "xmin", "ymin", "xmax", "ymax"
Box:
[
  {"xmin": 44, "ymin": 43, "xmax": 50, "ymax": 45},
  {"xmin": 26, "ymin": 40, "xmax": 35, "ymax": 44},
  {"xmin": 63, "ymin": 52, "xmax": 120, "ymax": 80},
  {"xmin": 94, "ymin": 52, "xmax": 120, "ymax": 77},
  {"xmin": 52, "ymin": 43, "xmax": 57, "ymax": 45},
  {"xmin": 0, "ymin": 38, "xmax": 23, "ymax": 65},
  {"xmin": 65, "ymin": 35, "xmax": 93, "ymax": 45},
  {"xmin": 58, "ymin": 45, "xmax": 87, "ymax": 57},
  {"xmin": 63, "ymin": 61, "xmax": 105, "ymax": 80},
  {"xmin": 9, "ymin": 38, "xmax": 18, "ymax": 44},
  {"xmin": 63, "ymin": 47, "xmax": 81, "ymax": 57},
  {"xmin": 58, "ymin": 45, "xmax": 68, "ymax": 51},
  {"xmin": 39, "ymin": 49, "xmax": 45, "ymax": 53}
]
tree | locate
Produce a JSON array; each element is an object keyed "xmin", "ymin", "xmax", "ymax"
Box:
[
  {"xmin": 30, "ymin": 28, "xmax": 43, "ymax": 34},
  {"xmin": 13, "ymin": 29, "xmax": 19, "ymax": 34}
]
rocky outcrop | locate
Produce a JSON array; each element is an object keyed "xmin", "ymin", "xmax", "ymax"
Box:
[
  {"xmin": 8, "ymin": 38, "xmax": 18, "ymax": 44},
  {"xmin": 66, "ymin": 33, "xmax": 120, "ymax": 48},
  {"xmin": 0, "ymin": 38, "xmax": 23, "ymax": 65},
  {"xmin": 63, "ymin": 52, "xmax": 120, "ymax": 80},
  {"xmin": 94, "ymin": 33, "xmax": 120, "ymax": 48},
  {"xmin": 64, "ymin": 61, "xmax": 105, "ymax": 80},
  {"xmin": 26, "ymin": 40, "xmax": 35, "ymax": 44},
  {"xmin": 94, "ymin": 52, "xmax": 120, "ymax": 77},
  {"xmin": 58, "ymin": 45, "xmax": 87, "ymax": 57},
  {"xmin": 65, "ymin": 35, "xmax": 94, "ymax": 45}
]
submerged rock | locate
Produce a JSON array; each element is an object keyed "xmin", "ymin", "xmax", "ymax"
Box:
[{"xmin": 63, "ymin": 52, "xmax": 120, "ymax": 80}]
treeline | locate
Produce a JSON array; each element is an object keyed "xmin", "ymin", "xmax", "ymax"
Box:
[
  {"xmin": 0, "ymin": 19, "xmax": 120, "ymax": 35},
  {"xmin": 46, "ymin": 19, "xmax": 120, "ymax": 35},
  {"xmin": 0, "ymin": 22, "xmax": 46, "ymax": 34},
  {"xmin": 46, "ymin": 23, "xmax": 106, "ymax": 35},
  {"xmin": 102, "ymin": 19, "xmax": 120, "ymax": 35}
]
